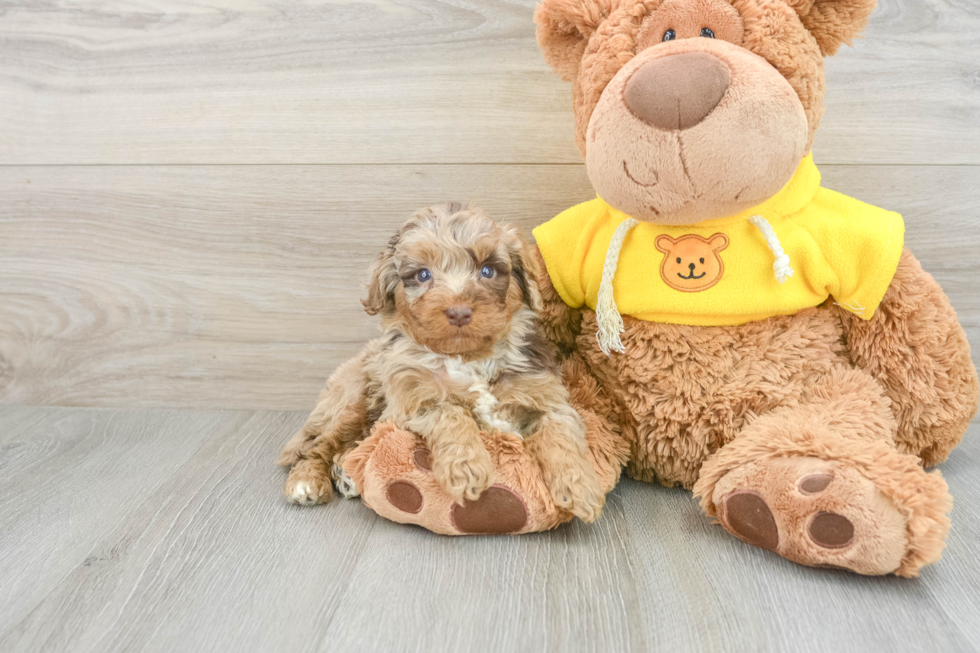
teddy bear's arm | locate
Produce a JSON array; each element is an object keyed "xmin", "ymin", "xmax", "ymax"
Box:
[
  {"xmin": 532, "ymin": 246, "xmax": 584, "ymax": 355},
  {"xmin": 837, "ymin": 249, "xmax": 979, "ymax": 466}
]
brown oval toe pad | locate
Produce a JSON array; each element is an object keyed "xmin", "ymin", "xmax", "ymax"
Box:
[
  {"xmin": 809, "ymin": 511, "xmax": 854, "ymax": 549},
  {"xmin": 722, "ymin": 491, "xmax": 779, "ymax": 550},
  {"xmin": 412, "ymin": 447, "xmax": 432, "ymax": 472},
  {"xmin": 451, "ymin": 486, "xmax": 528, "ymax": 534},
  {"xmin": 386, "ymin": 480, "xmax": 423, "ymax": 514},
  {"xmin": 799, "ymin": 473, "xmax": 833, "ymax": 495}
]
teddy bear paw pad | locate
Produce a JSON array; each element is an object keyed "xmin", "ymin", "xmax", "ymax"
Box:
[
  {"xmin": 386, "ymin": 480, "xmax": 424, "ymax": 514},
  {"xmin": 451, "ymin": 486, "xmax": 528, "ymax": 534},
  {"xmin": 721, "ymin": 491, "xmax": 778, "ymax": 550},
  {"xmin": 714, "ymin": 457, "xmax": 908, "ymax": 575}
]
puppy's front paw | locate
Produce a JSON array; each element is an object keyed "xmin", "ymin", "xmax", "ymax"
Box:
[
  {"xmin": 284, "ymin": 459, "xmax": 333, "ymax": 505},
  {"xmin": 544, "ymin": 457, "xmax": 605, "ymax": 523},
  {"xmin": 432, "ymin": 445, "xmax": 494, "ymax": 504}
]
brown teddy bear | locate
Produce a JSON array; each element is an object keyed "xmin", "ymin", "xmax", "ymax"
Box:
[
  {"xmin": 527, "ymin": 0, "xmax": 978, "ymax": 575},
  {"xmin": 332, "ymin": 0, "xmax": 977, "ymax": 577}
]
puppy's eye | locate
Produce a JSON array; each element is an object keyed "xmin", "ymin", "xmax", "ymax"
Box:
[
  {"xmin": 676, "ymin": 257, "xmax": 681, "ymax": 264},
  {"xmin": 700, "ymin": 27, "xmax": 715, "ymax": 38},
  {"xmin": 416, "ymin": 269, "xmax": 431, "ymax": 282},
  {"xmin": 480, "ymin": 264, "xmax": 495, "ymax": 279},
  {"xmin": 662, "ymin": 29, "xmax": 676, "ymax": 42}
]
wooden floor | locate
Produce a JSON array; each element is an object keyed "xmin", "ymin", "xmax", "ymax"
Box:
[
  {"xmin": 2, "ymin": 0, "xmax": 979, "ymax": 651},
  {"xmin": 0, "ymin": 407, "xmax": 976, "ymax": 653}
]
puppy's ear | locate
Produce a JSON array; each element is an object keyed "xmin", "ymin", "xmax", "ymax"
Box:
[
  {"xmin": 362, "ymin": 234, "xmax": 401, "ymax": 316},
  {"xmin": 534, "ymin": 0, "xmax": 616, "ymax": 82},
  {"xmin": 788, "ymin": 0, "xmax": 877, "ymax": 56},
  {"xmin": 506, "ymin": 228, "xmax": 544, "ymax": 313}
]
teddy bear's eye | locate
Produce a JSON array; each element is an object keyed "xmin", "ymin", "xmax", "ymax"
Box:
[
  {"xmin": 676, "ymin": 257, "xmax": 682, "ymax": 264},
  {"xmin": 662, "ymin": 29, "xmax": 676, "ymax": 42},
  {"xmin": 700, "ymin": 27, "xmax": 715, "ymax": 38},
  {"xmin": 700, "ymin": 257, "xmax": 705, "ymax": 264}
]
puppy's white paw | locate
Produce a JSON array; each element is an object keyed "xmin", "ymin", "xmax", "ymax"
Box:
[
  {"xmin": 288, "ymin": 481, "xmax": 323, "ymax": 505},
  {"xmin": 331, "ymin": 463, "xmax": 360, "ymax": 499}
]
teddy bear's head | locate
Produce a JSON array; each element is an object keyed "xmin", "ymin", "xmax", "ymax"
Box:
[{"xmin": 535, "ymin": 0, "xmax": 876, "ymax": 225}]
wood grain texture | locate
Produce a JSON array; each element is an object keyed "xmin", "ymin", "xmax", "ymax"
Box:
[
  {"xmin": 0, "ymin": 0, "xmax": 977, "ymax": 166},
  {"xmin": 1, "ymin": 163, "xmax": 978, "ymax": 409},
  {"xmin": 0, "ymin": 407, "xmax": 254, "ymax": 635},
  {"xmin": 0, "ymin": 407, "xmax": 977, "ymax": 652}
]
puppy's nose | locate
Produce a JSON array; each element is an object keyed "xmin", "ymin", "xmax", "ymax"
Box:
[
  {"xmin": 444, "ymin": 305, "xmax": 472, "ymax": 327},
  {"xmin": 624, "ymin": 52, "xmax": 731, "ymax": 130}
]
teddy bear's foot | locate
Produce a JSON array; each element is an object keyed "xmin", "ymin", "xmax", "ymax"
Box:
[
  {"xmin": 340, "ymin": 422, "xmax": 575, "ymax": 535},
  {"xmin": 696, "ymin": 434, "xmax": 952, "ymax": 577},
  {"xmin": 713, "ymin": 457, "xmax": 910, "ymax": 574}
]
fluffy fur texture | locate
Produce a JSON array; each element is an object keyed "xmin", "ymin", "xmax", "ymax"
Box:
[
  {"xmin": 532, "ymin": 0, "xmax": 977, "ymax": 575},
  {"xmin": 280, "ymin": 204, "xmax": 606, "ymax": 523}
]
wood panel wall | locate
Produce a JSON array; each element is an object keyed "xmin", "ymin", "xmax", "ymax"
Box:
[{"xmin": 1, "ymin": 0, "xmax": 978, "ymax": 409}]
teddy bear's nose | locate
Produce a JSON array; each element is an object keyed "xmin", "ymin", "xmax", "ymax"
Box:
[
  {"xmin": 689, "ymin": 262, "xmax": 696, "ymax": 270},
  {"xmin": 624, "ymin": 52, "xmax": 731, "ymax": 130}
]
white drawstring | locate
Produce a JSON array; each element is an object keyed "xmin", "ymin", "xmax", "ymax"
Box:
[
  {"xmin": 595, "ymin": 218, "xmax": 639, "ymax": 356},
  {"xmin": 749, "ymin": 214, "xmax": 793, "ymax": 283}
]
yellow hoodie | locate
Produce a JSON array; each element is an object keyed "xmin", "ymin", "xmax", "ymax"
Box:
[{"xmin": 533, "ymin": 154, "xmax": 904, "ymax": 333}]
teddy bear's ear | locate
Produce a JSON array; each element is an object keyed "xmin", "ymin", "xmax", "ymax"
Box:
[
  {"xmin": 788, "ymin": 0, "xmax": 878, "ymax": 57},
  {"xmin": 655, "ymin": 234, "xmax": 675, "ymax": 254},
  {"xmin": 534, "ymin": 0, "xmax": 617, "ymax": 82}
]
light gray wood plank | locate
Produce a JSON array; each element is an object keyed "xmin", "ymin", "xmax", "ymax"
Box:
[
  {"xmin": 0, "ymin": 410, "xmax": 375, "ymax": 653},
  {"xmin": 0, "ymin": 0, "xmax": 976, "ymax": 165},
  {"xmin": 924, "ymin": 423, "xmax": 980, "ymax": 642},
  {"xmin": 1, "ymin": 163, "xmax": 977, "ymax": 410},
  {"xmin": 615, "ymin": 423, "xmax": 980, "ymax": 653},
  {"xmin": 0, "ymin": 407, "xmax": 254, "ymax": 638},
  {"xmin": 818, "ymin": 0, "xmax": 980, "ymax": 164},
  {"xmin": 319, "ymin": 494, "xmax": 647, "ymax": 652}
]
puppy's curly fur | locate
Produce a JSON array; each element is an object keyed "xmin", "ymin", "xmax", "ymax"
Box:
[{"xmin": 279, "ymin": 203, "xmax": 605, "ymax": 522}]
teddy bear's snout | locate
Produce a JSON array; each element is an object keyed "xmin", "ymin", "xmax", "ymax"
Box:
[{"xmin": 624, "ymin": 52, "xmax": 731, "ymax": 131}]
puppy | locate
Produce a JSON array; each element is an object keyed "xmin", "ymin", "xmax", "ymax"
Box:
[{"xmin": 278, "ymin": 202, "xmax": 605, "ymax": 522}]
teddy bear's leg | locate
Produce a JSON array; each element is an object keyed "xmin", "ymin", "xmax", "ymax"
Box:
[
  {"xmin": 836, "ymin": 250, "xmax": 979, "ymax": 466},
  {"xmin": 693, "ymin": 365, "xmax": 952, "ymax": 577}
]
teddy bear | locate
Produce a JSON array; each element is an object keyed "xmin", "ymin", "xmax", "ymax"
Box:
[
  {"xmin": 336, "ymin": 0, "xmax": 977, "ymax": 577},
  {"xmin": 524, "ymin": 0, "xmax": 978, "ymax": 575}
]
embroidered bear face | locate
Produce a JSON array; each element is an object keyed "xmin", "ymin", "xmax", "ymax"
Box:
[{"xmin": 655, "ymin": 233, "xmax": 729, "ymax": 292}]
